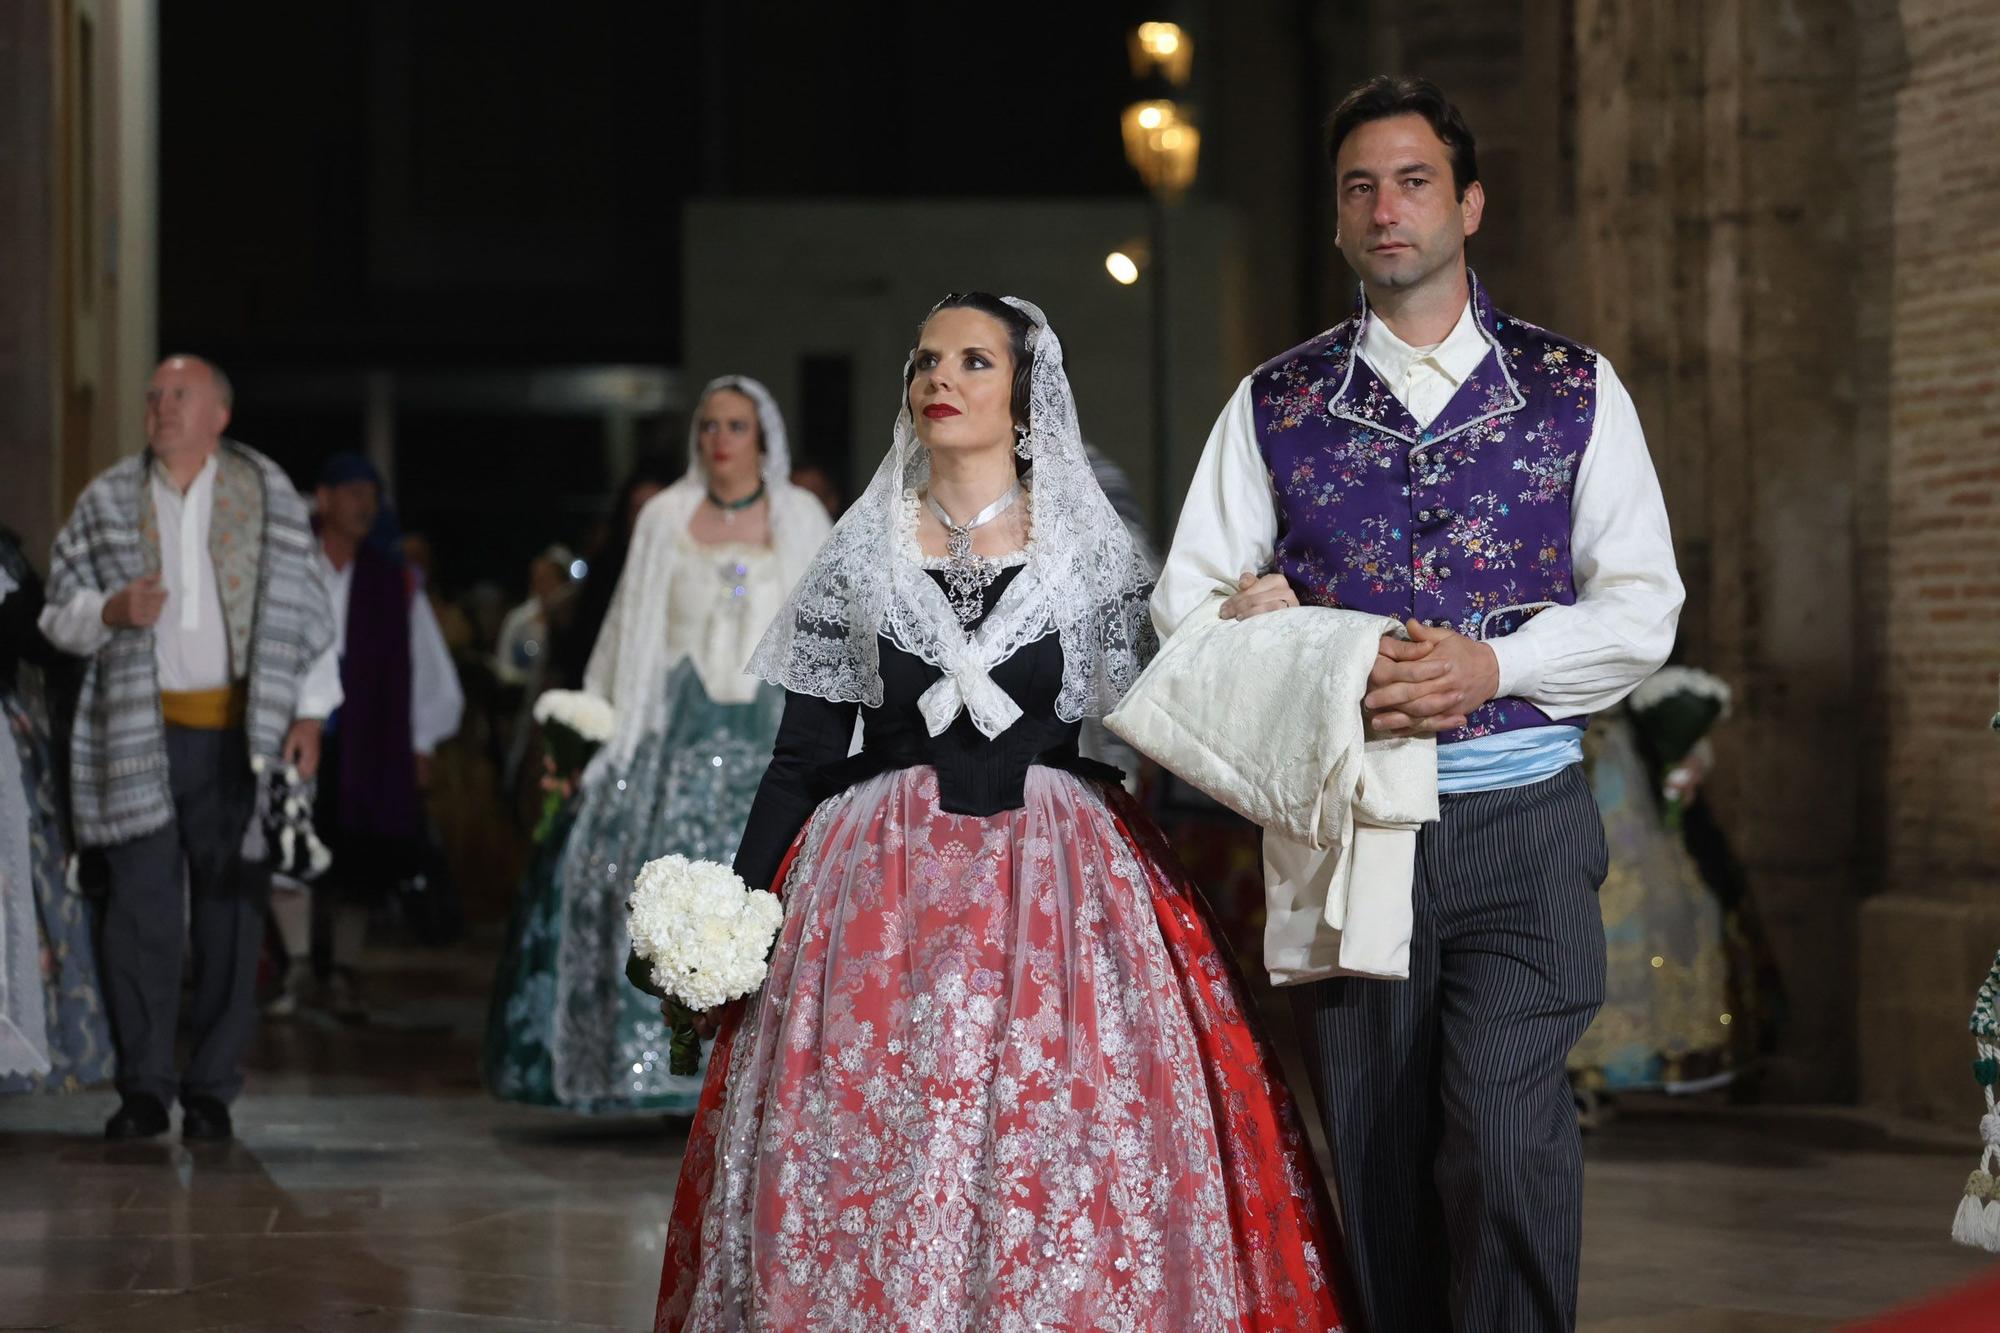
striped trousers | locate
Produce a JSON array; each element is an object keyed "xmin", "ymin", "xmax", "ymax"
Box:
[{"xmin": 1290, "ymin": 764, "xmax": 1608, "ymax": 1332}]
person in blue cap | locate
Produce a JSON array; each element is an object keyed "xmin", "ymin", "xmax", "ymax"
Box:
[{"xmin": 268, "ymin": 452, "xmax": 461, "ymax": 1022}]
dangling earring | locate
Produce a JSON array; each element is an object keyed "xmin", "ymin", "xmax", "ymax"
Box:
[{"xmin": 1014, "ymin": 422, "xmax": 1032, "ymax": 460}]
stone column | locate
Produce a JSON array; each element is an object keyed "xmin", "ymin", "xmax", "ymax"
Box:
[
  {"xmin": 0, "ymin": 4, "xmax": 58, "ymax": 559},
  {"xmin": 0, "ymin": 0, "xmax": 156, "ymax": 562},
  {"xmin": 1564, "ymin": 0, "xmax": 1865, "ymax": 1099},
  {"xmin": 1855, "ymin": 0, "xmax": 2000, "ymax": 1122}
]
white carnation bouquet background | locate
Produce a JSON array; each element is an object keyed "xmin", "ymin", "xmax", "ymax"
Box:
[
  {"xmin": 529, "ymin": 689, "xmax": 616, "ymax": 842},
  {"xmin": 626, "ymin": 854, "xmax": 784, "ymax": 1074}
]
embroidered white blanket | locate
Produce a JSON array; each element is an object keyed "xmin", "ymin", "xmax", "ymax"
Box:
[{"xmin": 1105, "ymin": 597, "xmax": 1439, "ymax": 982}]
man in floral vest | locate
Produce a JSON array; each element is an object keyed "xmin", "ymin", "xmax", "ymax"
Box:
[{"xmin": 1155, "ymin": 77, "xmax": 1684, "ymax": 1330}]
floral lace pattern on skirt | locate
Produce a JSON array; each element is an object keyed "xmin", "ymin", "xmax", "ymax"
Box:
[{"xmin": 658, "ymin": 766, "xmax": 1344, "ymax": 1331}]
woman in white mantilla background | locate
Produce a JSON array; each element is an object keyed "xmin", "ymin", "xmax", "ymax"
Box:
[{"xmin": 484, "ymin": 377, "xmax": 832, "ymax": 1113}]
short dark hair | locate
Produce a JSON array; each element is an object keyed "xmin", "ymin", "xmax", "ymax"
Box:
[
  {"xmin": 910, "ymin": 292, "xmax": 1036, "ymax": 432},
  {"xmin": 1325, "ymin": 75, "xmax": 1478, "ymax": 200}
]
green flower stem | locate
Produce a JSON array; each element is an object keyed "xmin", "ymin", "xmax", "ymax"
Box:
[
  {"xmin": 664, "ymin": 997, "xmax": 703, "ymax": 1077},
  {"xmin": 531, "ymin": 789, "xmax": 566, "ymax": 845},
  {"xmin": 1662, "ymin": 793, "xmax": 1685, "ymax": 833}
]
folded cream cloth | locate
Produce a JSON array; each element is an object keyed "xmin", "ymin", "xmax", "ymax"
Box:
[{"xmin": 1105, "ymin": 596, "xmax": 1439, "ymax": 983}]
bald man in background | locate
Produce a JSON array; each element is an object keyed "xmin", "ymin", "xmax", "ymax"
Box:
[{"xmin": 41, "ymin": 355, "xmax": 342, "ymax": 1141}]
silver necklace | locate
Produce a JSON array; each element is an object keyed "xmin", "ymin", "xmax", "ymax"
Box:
[{"xmin": 924, "ymin": 482, "xmax": 1022, "ymax": 625}]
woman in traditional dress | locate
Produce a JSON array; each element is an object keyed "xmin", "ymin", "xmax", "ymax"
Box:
[
  {"xmin": 1571, "ymin": 687, "xmax": 1777, "ymax": 1117},
  {"xmin": 1568, "ymin": 707, "xmax": 1731, "ymax": 1110},
  {"xmin": 650, "ymin": 296, "xmax": 1346, "ymax": 1330},
  {"xmin": 484, "ymin": 378, "xmax": 832, "ymax": 1113},
  {"xmin": 0, "ymin": 528, "xmax": 114, "ymax": 1094}
]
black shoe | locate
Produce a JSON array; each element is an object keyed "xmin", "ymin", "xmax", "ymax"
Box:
[
  {"xmin": 180, "ymin": 1095, "xmax": 234, "ymax": 1142},
  {"xmin": 104, "ymin": 1093, "xmax": 170, "ymax": 1140}
]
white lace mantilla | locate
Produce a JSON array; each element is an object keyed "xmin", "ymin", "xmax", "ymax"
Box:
[
  {"xmin": 748, "ymin": 297, "xmax": 1156, "ymax": 737},
  {"xmin": 583, "ymin": 375, "xmax": 833, "ymax": 769}
]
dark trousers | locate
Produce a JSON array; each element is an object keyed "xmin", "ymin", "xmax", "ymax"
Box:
[
  {"xmin": 1290, "ymin": 764, "xmax": 1608, "ymax": 1332},
  {"xmin": 312, "ymin": 730, "xmax": 418, "ymax": 906},
  {"xmin": 95, "ymin": 725, "xmax": 269, "ymax": 1107}
]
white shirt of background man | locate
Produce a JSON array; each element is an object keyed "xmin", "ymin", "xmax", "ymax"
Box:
[{"xmin": 318, "ymin": 550, "xmax": 466, "ymax": 754}]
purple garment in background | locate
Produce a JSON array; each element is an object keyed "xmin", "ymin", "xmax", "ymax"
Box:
[{"xmin": 332, "ymin": 541, "xmax": 420, "ymax": 839}]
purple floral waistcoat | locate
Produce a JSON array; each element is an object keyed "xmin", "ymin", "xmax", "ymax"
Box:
[{"xmin": 1252, "ymin": 272, "xmax": 1596, "ymax": 744}]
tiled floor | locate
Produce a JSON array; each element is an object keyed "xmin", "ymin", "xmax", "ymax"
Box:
[{"xmin": 1, "ymin": 946, "xmax": 1993, "ymax": 1331}]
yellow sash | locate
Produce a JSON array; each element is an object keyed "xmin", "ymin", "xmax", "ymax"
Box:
[{"xmin": 159, "ymin": 683, "xmax": 248, "ymax": 731}]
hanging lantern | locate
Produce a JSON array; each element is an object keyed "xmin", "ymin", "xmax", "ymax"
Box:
[{"xmin": 1121, "ymin": 99, "xmax": 1201, "ymax": 200}]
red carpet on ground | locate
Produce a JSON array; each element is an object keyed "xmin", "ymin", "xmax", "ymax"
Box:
[{"xmin": 1846, "ymin": 1264, "xmax": 2000, "ymax": 1330}]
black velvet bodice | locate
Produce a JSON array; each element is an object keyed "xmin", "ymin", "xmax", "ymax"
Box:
[{"xmin": 731, "ymin": 566, "xmax": 1120, "ymax": 894}]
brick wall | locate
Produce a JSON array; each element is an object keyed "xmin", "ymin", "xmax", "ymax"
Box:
[
  {"xmin": 0, "ymin": 4, "xmax": 56, "ymax": 558},
  {"xmin": 1856, "ymin": 0, "xmax": 2000, "ymax": 1120},
  {"xmin": 1547, "ymin": 0, "xmax": 2000, "ymax": 1112},
  {"xmin": 1548, "ymin": 0, "xmax": 2000, "ymax": 1112}
]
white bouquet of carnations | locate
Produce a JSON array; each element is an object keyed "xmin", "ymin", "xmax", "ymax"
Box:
[
  {"xmin": 529, "ymin": 689, "xmax": 615, "ymax": 842},
  {"xmin": 533, "ymin": 688, "xmax": 615, "ymax": 750},
  {"xmin": 626, "ymin": 854, "xmax": 784, "ymax": 1074},
  {"xmin": 1626, "ymin": 666, "xmax": 1733, "ymax": 830}
]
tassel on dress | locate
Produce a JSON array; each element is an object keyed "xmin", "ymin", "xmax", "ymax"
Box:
[{"xmin": 1951, "ymin": 954, "xmax": 2000, "ymax": 1252}]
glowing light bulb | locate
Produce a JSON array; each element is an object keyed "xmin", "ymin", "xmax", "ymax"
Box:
[
  {"xmin": 1138, "ymin": 22, "xmax": 1183, "ymax": 57},
  {"xmin": 1129, "ymin": 22, "xmax": 1193, "ymax": 86},
  {"xmin": 1105, "ymin": 252, "xmax": 1140, "ymax": 285}
]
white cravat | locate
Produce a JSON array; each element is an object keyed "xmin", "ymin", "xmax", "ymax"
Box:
[{"xmin": 1357, "ymin": 299, "xmax": 1489, "ymax": 430}]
